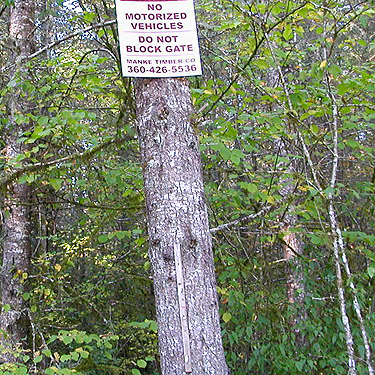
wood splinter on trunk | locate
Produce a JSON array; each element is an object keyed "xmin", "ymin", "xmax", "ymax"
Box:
[{"xmin": 174, "ymin": 241, "xmax": 192, "ymax": 373}]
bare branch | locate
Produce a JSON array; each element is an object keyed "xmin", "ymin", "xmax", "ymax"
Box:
[
  {"xmin": 27, "ymin": 19, "xmax": 116, "ymax": 60},
  {"xmin": 210, "ymin": 207, "xmax": 270, "ymax": 233},
  {"xmin": 0, "ymin": 136, "xmax": 128, "ymax": 191},
  {"xmin": 327, "ymin": 76, "xmax": 374, "ymax": 375},
  {"xmin": 0, "ymin": 19, "xmax": 117, "ymax": 73}
]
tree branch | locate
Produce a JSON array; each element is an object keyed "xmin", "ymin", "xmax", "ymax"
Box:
[
  {"xmin": 210, "ymin": 206, "xmax": 270, "ymax": 233},
  {"xmin": 0, "ymin": 136, "xmax": 128, "ymax": 191},
  {"xmin": 0, "ymin": 19, "xmax": 117, "ymax": 72},
  {"xmin": 28, "ymin": 19, "xmax": 116, "ymax": 60},
  {"xmin": 201, "ymin": 2, "xmax": 309, "ymax": 117}
]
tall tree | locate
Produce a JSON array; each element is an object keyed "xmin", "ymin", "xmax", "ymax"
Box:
[
  {"xmin": 0, "ymin": 0, "xmax": 35, "ymax": 363},
  {"xmin": 135, "ymin": 77, "xmax": 229, "ymax": 375}
]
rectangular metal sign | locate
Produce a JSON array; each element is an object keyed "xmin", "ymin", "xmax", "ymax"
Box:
[{"xmin": 115, "ymin": 0, "xmax": 202, "ymax": 77}]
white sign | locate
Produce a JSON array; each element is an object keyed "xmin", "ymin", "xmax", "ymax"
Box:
[{"xmin": 115, "ymin": 0, "xmax": 202, "ymax": 77}]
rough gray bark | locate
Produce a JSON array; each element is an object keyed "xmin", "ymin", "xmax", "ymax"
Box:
[
  {"xmin": 0, "ymin": 183, "xmax": 31, "ymax": 363},
  {"xmin": 135, "ymin": 78, "xmax": 229, "ymax": 375},
  {"xmin": 0, "ymin": 0, "xmax": 35, "ymax": 363}
]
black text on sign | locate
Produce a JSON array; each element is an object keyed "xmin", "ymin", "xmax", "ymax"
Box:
[{"xmin": 115, "ymin": 0, "xmax": 202, "ymax": 77}]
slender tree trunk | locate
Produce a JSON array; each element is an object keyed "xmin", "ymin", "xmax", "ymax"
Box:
[
  {"xmin": 326, "ymin": 81, "xmax": 373, "ymax": 375},
  {"xmin": 0, "ymin": 0, "xmax": 35, "ymax": 363},
  {"xmin": 135, "ymin": 78, "xmax": 229, "ymax": 375},
  {"xmin": 277, "ymin": 140, "xmax": 307, "ymax": 346},
  {"xmin": 282, "ymin": 214, "xmax": 306, "ymax": 342}
]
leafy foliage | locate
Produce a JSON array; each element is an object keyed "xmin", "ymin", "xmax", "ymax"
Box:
[{"xmin": 1, "ymin": 0, "xmax": 375, "ymax": 374}]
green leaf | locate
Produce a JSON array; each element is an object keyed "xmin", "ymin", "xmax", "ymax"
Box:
[
  {"xmin": 83, "ymin": 12, "xmax": 96, "ymax": 22},
  {"xmin": 50, "ymin": 179, "xmax": 63, "ymax": 191},
  {"xmin": 42, "ymin": 349, "xmax": 52, "ymax": 357},
  {"xmin": 283, "ymin": 24, "xmax": 294, "ymax": 40},
  {"xmin": 15, "ymin": 367, "xmax": 27, "ymax": 375},
  {"xmin": 219, "ymin": 147, "xmax": 231, "ymax": 161},
  {"xmin": 363, "ymin": 249, "xmax": 375, "ymax": 261},
  {"xmin": 98, "ymin": 234, "xmax": 108, "ymax": 243},
  {"xmin": 83, "ymin": 336, "xmax": 93, "ymax": 343},
  {"xmin": 62, "ymin": 336, "xmax": 73, "ymax": 345},
  {"xmin": 310, "ymin": 234, "xmax": 325, "ymax": 245},
  {"xmin": 104, "ymin": 341, "xmax": 112, "ymax": 349},
  {"xmin": 328, "ymin": 64, "xmax": 341, "ymax": 77},
  {"xmin": 324, "ymin": 186, "xmax": 335, "ymax": 197},
  {"xmin": 310, "ymin": 124, "xmax": 319, "ymax": 135},
  {"xmin": 137, "ymin": 359, "xmax": 147, "ymax": 368},
  {"xmin": 295, "ymin": 360, "xmax": 305, "ymax": 371},
  {"xmin": 116, "ymin": 231, "xmax": 128, "ymax": 240},
  {"xmin": 222, "ymin": 312, "xmax": 232, "ymax": 323},
  {"xmin": 37, "ymin": 116, "xmax": 49, "ymax": 126},
  {"xmin": 80, "ymin": 350, "xmax": 89, "ymax": 359},
  {"xmin": 49, "ymin": 335, "xmax": 57, "ymax": 343},
  {"xmin": 60, "ymin": 354, "xmax": 71, "ymax": 362},
  {"xmin": 253, "ymin": 58, "xmax": 269, "ymax": 69},
  {"xmin": 131, "ymin": 370, "xmax": 142, "ymax": 375},
  {"xmin": 239, "ymin": 182, "xmax": 258, "ymax": 193},
  {"xmin": 70, "ymin": 352, "xmax": 79, "ymax": 361},
  {"xmin": 135, "ymin": 237, "xmax": 146, "ymax": 246},
  {"xmin": 345, "ymin": 139, "xmax": 360, "ymax": 149},
  {"xmin": 149, "ymin": 321, "xmax": 158, "ymax": 332},
  {"xmin": 59, "ymin": 369, "xmax": 73, "ymax": 375},
  {"xmin": 34, "ymin": 355, "xmax": 43, "ymax": 364},
  {"xmin": 368, "ymin": 266, "xmax": 375, "ymax": 278}
]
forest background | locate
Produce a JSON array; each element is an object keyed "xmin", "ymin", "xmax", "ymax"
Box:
[{"xmin": 1, "ymin": 0, "xmax": 375, "ymax": 374}]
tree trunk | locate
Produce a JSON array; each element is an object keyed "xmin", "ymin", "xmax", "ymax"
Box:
[
  {"xmin": 282, "ymin": 216, "xmax": 306, "ymax": 346},
  {"xmin": 275, "ymin": 138, "xmax": 307, "ymax": 346},
  {"xmin": 0, "ymin": 0, "xmax": 35, "ymax": 363},
  {"xmin": 135, "ymin": 78, "xmax": 229, "ymax": 375},
  {"xmin": 277, "ymin": 139, "xmax": 307, "ymax": 346}
]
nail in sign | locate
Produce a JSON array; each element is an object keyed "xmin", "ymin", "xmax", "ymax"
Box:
[{"xmin": 115, "ymin": 0, "xmax": 202, "ymax": 77}]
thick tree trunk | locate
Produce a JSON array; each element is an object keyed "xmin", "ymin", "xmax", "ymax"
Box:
[
  {"xmin": 0, "ymin": 181, "xmax": 32, "ymax": 363},
  {"xmin": 135, "ymin": 78, "xmax": 229, "ymax": 375},
  {"xmin": 0, "ymin": 0, "xmax": 35, "ymax": 363}
]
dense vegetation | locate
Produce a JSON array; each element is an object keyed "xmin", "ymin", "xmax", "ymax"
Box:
[{"xmin": 1, "ymin": 0, "xmax": 375, "ymax": 374}]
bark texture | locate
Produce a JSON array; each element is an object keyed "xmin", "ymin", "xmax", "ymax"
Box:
[
  {"xmin": 0, "ymin": 0, "xmax": 35, "ymax": 362},
  {"xmin": 135, "ymin": 78, "xmax": 229, "ymax": 375}
]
